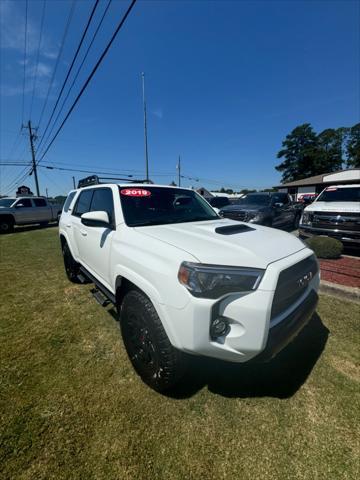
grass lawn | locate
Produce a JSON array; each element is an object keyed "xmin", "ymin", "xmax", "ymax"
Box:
[{"xmin": 0, "ymin": 227, "xmax": 359, "ymax": 479}]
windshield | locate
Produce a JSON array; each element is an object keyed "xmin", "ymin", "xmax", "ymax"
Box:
[
  {"xmin": 0, "ymin": 198, "xmax": 15, "ymax": 207},
  {"xmin": 233, "ymin": 194, "xmax": 271, "ymax": 206},
  {"xmin": 316, "ymin": 187, "xmax": 360, "ymax": 203},
  {"xmin": 119, "ymin": 186, "xmax": 219, "ymax": 227}
]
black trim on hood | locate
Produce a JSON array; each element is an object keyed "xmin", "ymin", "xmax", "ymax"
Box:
[{"xmin": 215, "ymin": 224, "xmax": 255, "ymax": 235}]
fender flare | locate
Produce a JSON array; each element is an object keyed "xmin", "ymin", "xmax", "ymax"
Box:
[{"xmin": 114, "ymin": 269, "xmax": 180, "ymax": 347}]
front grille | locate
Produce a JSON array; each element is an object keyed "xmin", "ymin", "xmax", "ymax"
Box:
[
  {"xmin": 271, "ymin": 255, "xmax": 318, "ymax": 320},
  {"xmin": 310, "ymin": 211, "xmax": 360, "ymax": 232},
  {"xmin": 222, "ymin": 211, "xmax": 247, "ymax": 221}
]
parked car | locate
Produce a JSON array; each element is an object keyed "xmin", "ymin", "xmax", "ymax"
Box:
[
  {"xmin": 299, "ymin": 184, "xmax": 360, "ymax": 247},
  {"xmin": 59, "ymin": 176, "xmax": 319, "ymax": 392},
  {"xmin": 0, "ymin": 196, "xmax": 62, "ymax": 233},
  {"xmin": 219, "ymin": 192, "xmax": 301, "ymax": 229},
  {"xmin": 297, "ymin": 194, "xmax": 317, "ymax": 205},
  {"xmin": 208, "ymin": 196, "xmax": 231, "ymax": 209}
]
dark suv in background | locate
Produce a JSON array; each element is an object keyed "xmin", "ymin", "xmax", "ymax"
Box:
[
  {"xmin": 219, "ymin": 192, "xmax": 301, "ymax": 229},
  {"xmin": 208, "ymin": 196, "xmax": 231, "ymax": 209}
]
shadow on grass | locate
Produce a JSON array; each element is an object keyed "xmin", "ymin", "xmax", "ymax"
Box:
[
  {"xmin": 167, "ymin": 313, "xmax": 328, "ymax": 400},
  {"xmin": 13, "ymin": 223, "xmax": 58, "ymax": 234}
]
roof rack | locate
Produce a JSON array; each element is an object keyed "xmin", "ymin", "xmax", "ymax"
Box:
[{"xmin": 77, "ymin": 175, "xmax": 148, "ymax": 189}]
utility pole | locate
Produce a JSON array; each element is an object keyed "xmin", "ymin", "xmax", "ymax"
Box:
[
  {"xmin": 26, "ymin": 120, "xmax": 40, "ymax": 196},
  {"xmin": 141, "ymin": 72, "xmax": 149, "ymax": 182},
  {"xmin": 72, "ymin": 176, "xmax": 76, "ymax": 189},
  {"xmin": 46, "ymin": 188, "xmax": 49, "ymax": 198},
  {"xmin": 177, "ymin": 155, "xmax": 181, "ymax": 187}
]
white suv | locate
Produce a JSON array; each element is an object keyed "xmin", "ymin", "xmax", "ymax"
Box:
[{"xmin": 59, "ymin": 176, "xmax": 320, "ymax": 392}]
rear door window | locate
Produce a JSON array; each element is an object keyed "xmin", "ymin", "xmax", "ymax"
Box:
[
  {"xmin": 73, "ymin": 190, "xmax": 94, "ymax": 217},
  {"xmin": 33, "ymin": 198, "xmax": 47, "ymax": 207},
  {"xmin": 90, "ymin": 188, "xmax": 115, "ymax": 223}
]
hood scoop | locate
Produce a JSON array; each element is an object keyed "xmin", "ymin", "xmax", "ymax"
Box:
[{"xmin": 215, "ymin": 224, "xmax": 254, "ymax": 235}]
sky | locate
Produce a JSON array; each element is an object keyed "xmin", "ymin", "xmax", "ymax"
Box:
[{"xmin": 0, "ymin": 0, "xmax": 359, "ymax": 197}]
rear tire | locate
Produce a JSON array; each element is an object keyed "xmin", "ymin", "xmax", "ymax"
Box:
[
  {"xmin": 120, "ymin": 290, "xmax": 187, "ymax": 392},
  {"xmin": 62, "ymin": 242, "xmax": 81, "ymax": 283},
  {"xmin": 293, "ymin": 213, "xmax": 301, "ymax": 229},
  {"xmin": 0, "ymin": 218, "xmax": 14, "ymax": 234}
]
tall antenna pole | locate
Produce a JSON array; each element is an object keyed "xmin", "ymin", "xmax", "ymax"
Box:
[
  {"xmin": 141, "ymin": 72, "xmax": 149, "ymax": 182},
  {"xmin": 27, "ymin": 120, "xmax": 40, "ymax": 196},
  {"xmin": 177, "ymin": 155, "xmax": 181, "ymax": 187}
]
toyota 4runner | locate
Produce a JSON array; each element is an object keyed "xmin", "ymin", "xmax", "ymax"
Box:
[{"xmin": 59, "ymin": 176, "xmax": 320, "ymax": 392}]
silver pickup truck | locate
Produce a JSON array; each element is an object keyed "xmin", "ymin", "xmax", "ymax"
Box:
[{"xmin": 0, "ymin": 196, "xmax": 62, "ymax": 233}]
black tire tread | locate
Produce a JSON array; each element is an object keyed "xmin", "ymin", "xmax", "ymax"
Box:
[{"xmin": 120, "ymin": 290, "xmax": 186, "ymax": 392}]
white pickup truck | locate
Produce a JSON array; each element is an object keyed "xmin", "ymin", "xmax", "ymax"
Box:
[
  {"xmin": 0, "ymin": 196, "xmax": 62, "ymax": 233},
  {"xmin": 299, "ymin": 184, "xmax": 360, "ymax": 247},
  {"xmin": 59, "ymin": 176, "xmax": 320, "ymax": 392}
]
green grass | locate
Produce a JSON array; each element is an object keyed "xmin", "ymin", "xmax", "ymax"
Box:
[{"xmin": 0, "ymin": 227, "xmax": 359, "ymax": 479}]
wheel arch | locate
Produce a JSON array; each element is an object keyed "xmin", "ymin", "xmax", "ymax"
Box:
[
  {"xmin": 115, "ymin": 273, "xmax": 180, "ymax": 348},
  {"xmin": 0, "ymin": 214, "xmax": 15, "ymax": 224}
]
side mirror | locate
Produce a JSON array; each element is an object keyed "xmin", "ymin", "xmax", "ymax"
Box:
[
  {"xmin": 81, "ymin": 211, "xmax": 111, "ymax": 228},
  {"xmin": 274, "ymin": 202, "xmax": 283, "ymax": 208},
  {"xmin": 15, "ymin": 203, "xmax": 24, "ymax": 208}
]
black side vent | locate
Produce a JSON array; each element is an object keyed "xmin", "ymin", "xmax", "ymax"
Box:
[{"xmin": 215, "ymin": 224, "xmax": 255, "ymax": 235}]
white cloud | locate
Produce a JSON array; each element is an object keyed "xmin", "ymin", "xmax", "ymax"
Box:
[{"xmin": 0, "ymin": 0, "xmax": 58, "ymax": 98}]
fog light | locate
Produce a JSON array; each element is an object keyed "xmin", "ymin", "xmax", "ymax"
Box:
[{"xmin": 210, "ymin": 317, "xmax": 230, "ymax": 339}]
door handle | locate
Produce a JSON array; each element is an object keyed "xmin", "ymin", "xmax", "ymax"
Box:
[
  {"xmin": 66, "ymin": 224, "xmax": 71, "ymax": 228},
  {"xmin": 80, "ymin": 230, "xmax": 87, "ymax": 236}
]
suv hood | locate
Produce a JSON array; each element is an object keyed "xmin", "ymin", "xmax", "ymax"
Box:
[
  {"xmin": 305, "ymin": 201, "xmax": 360, "ymax": 213},
  {"xmin": 137, "ymin": 219, "xmax": 305, "ymax": 269}
]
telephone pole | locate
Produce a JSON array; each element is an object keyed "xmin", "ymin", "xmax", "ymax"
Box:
[
  {"xmin": 26, "ymin": 120, "xmax": 40, "ymax": 196},
  {"xmin": 141, "ymin": 72, "xmax": 149, "ymax": 182}
]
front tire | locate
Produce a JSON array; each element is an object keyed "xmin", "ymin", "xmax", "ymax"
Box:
[
  {"xmin": 0, "ymin": 218, "xmax": 14, "ymax": 234},
  {"xmin": 62, "ymin": 242, "xmax": 81, "ymax": 283},
  {"xmin": 120, "ymin": 290, "xmax": 187, "ymax": 392}
]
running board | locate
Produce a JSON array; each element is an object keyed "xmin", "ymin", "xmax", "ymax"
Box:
[
  {"xmin": 91, "ymin": 288, "xmax": 110, "ymax": 307},
  {"xmin": 79, "ymin": 266, "xmax": 116, "ymax": 305}
]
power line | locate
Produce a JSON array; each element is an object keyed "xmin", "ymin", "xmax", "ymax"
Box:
[
  {"xmin": 29, "ymin": 0, "xmax": 47, "ymax": 119},
  {"xmin": 38, "ymin": 164, "xmax": 138, "ymax": 177},
  {"xmin": 1, "ymin": 166, "xmax": 32, "ymax": 196},
  {"xmin": 37, "ymin": 0, "xmax": 100, "ymax": 149},
  {"xmin": 21, "ymin": 0, "xmax": 29, "ymax": 125},
  {"xmin": 37, "ymin": 0, "xmax": 113, "ymax": 156},
  {"xmin": 37, "ymin": 0, "xmax": 137, "ymax": 164},
  {"xmin": 37, "ymin": 0, "xmax": 77, "ymax": 128}
]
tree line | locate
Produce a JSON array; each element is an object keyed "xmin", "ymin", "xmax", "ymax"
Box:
[{"xmin": 275, "ymin": 123, "xmax": 360, "ymax": 183}]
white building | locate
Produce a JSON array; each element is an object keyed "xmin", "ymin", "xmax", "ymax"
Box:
[{"xmin": 274, "ymin": 168, "xmax": 360, "ymax": 200}]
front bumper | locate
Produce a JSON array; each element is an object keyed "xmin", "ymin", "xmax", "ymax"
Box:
[
  {"xmin": 254, "ymin": 289, "xmax": 318, "ymax": 362},
  {"xmin": 157, "ymin": 249, "xmax": 320, "ymax": 363},
  {"xmin": 299, "ymin": 225, "xmax": 360, "ymax": 245}
]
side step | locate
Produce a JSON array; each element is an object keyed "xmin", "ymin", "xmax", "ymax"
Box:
[
  {"xmin": 79, "ymin": 266, "xmax": 116, "ymax": 306},
  {"xmin": 76, "ymin": 273, "xmax": 87, "ymax": 284},
  {"xmin": 91, "ymin": 288, "xmax": 111, "ymax": 307}
]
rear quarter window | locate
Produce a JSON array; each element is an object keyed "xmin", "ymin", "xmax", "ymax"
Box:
[{"xmin": 63, "ymin": 191, "xmax": 77, "ymax": 212}]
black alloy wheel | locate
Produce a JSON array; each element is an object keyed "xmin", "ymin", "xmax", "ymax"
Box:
[{"xmin": 120, "ymin": 290, "xmax": 187, "ymax": 392}]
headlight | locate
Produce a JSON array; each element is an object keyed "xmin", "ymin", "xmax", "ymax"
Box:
[
  {"xmin": 178, "ymin": 262, "xmax": 264, "ymax": 299},
  {"xmin": 301, "ymin": 212, "xmax": 311, "ymax": 225}
]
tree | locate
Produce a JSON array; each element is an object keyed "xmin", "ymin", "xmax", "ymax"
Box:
[
  {"xmin": 239, "ymin": 189, "xmax": 257, "ymax": 194},
  {"xmin": 276, "ymin": 124, "xmax": 321, "ymax": 182},
  {"xmin": 316, "ymin": 128, "xmax": 344, "ymax": 173},
  {"xmin": 345, "ymin": 123, "xmax": 360, "ymax": 168}
]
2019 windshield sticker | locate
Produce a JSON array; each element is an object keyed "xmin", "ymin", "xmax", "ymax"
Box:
[{"xmin": 120, "ymin": 189, "xmax": 151, "ymax": 197}]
